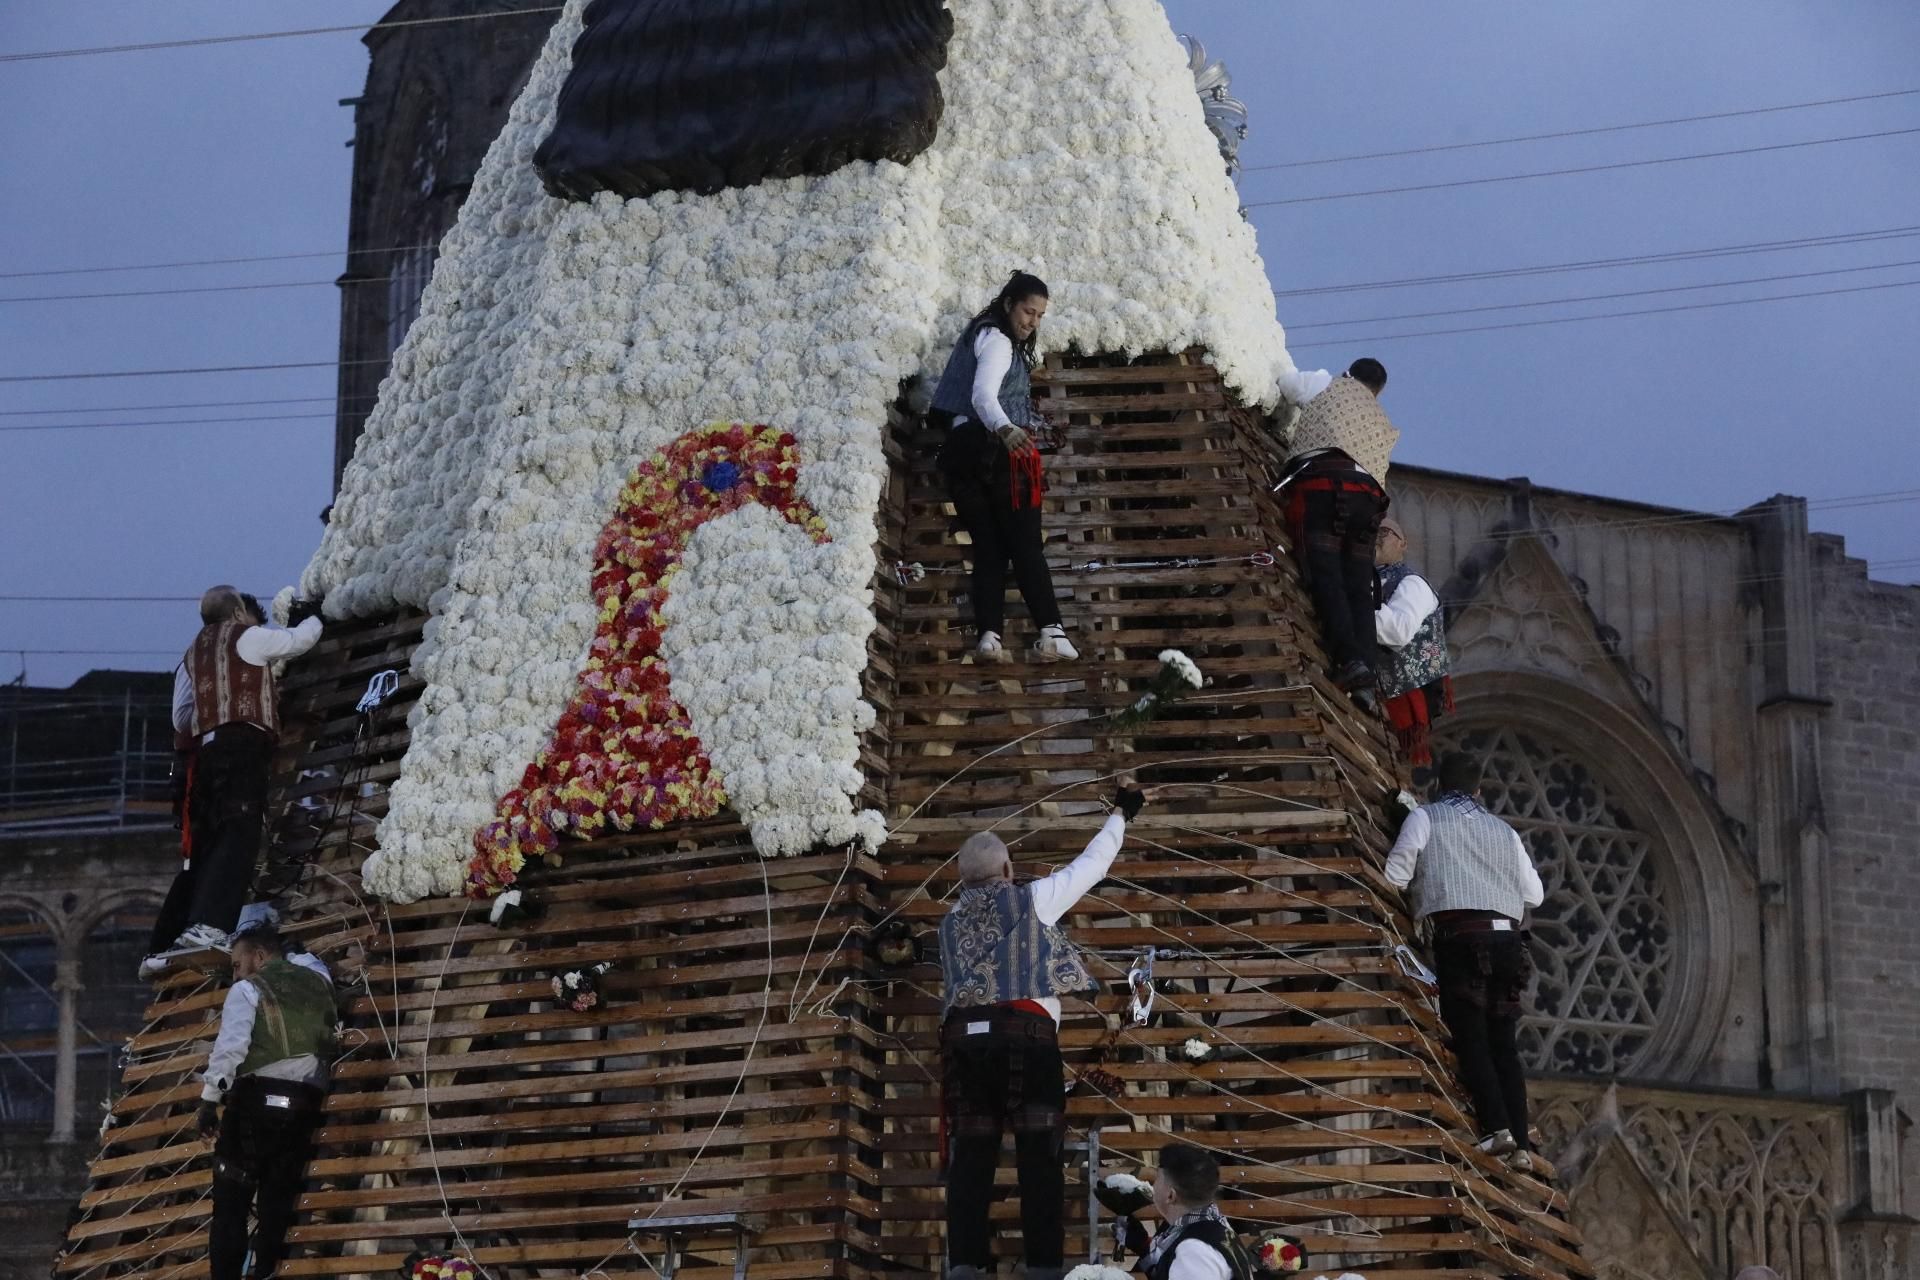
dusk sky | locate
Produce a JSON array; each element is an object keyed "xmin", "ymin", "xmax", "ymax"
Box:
[{"xmin": 3, "ymin": 1, "xmax": 1917, "ymax": 687}]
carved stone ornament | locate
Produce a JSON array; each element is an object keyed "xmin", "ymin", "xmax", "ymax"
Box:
[
  {"xmin": 1180, "ymin": 35, "xmax": 1249, "ymax": 177},
  {"xmin": 1535, "ymin": 1082, "xmax": 1846, "ymax": 1280},
  {"xmin": 535, "ymin": 0, "xmax": 954, "ymax": 200}
]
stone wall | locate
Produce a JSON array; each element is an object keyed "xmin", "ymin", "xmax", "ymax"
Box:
[
  {"xmin": 0, "ymin": 828, "xmax": 174, "ymax": 1280},
  {"xmin": 332, "ymin": 0, "xmax": 557, "ymax": 485},
  {"xmin": 1813, "ymin": 533, "xmax": 1920, "ymax": 1199}
]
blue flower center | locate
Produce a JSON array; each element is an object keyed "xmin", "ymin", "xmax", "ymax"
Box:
[{"xmin": 700, "ymin": 459, "xmax": 743, "ymax": 493}]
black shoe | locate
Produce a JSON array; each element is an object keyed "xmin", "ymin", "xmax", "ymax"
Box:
[{"xmin": 1332, "ymin": 660, "xmax": 1375, "ymax": 691}]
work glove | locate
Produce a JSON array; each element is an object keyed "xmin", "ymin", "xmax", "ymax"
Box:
[
  {"xmin": 1115, "ymin": 784, "xmax": 1147, "ymax": 821},
  {"xmin": 196, "ymin": 1101, "xmax": 221, "ymax": 1141},
  {"xmin": 995, "ymin": 423, "xmax": 1034, "ymax": 454},
  {"xmin": 287, "ymin": 596, "xmax": 325, "ymax": 626}
]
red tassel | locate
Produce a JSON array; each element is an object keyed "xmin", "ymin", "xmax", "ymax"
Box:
[
  {"xmin": 1009, "ymin": 445, "xmax": 1045, "ymax": 509},
  {"xmin": 179, "ymin": 752, "xmax": 196, "ymax": 866}
]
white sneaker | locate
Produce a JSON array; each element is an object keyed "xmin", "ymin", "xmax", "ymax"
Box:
[
  {"xmin": 1505, "ymin": 1149, "xmax": 1538, "ymax": 1175},
  {"xmin": 975, "ymin": 630, "xmax": 1003, "ymax": 655},
  {"xmin": 1032, "ymin": 626, "xmax": 1079, "ymax": 661},
  {"xmin": 1475, "ymin": 1128, "xmax": 1517, "ymax": 1156},
  {"xmin": 173, "ymin": 924, "xmax": 232, "ymax": 953},
  {"xmin": 137, "ymin": 953, "xmax": 171, "ymax": 980}
]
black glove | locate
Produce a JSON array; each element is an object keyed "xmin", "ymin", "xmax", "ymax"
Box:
[
  {"xmin": 287, "ymin": 597, "xmax": 324, "ymax": 626},
  {"xmin": 1123, "ymin": 1216, "xmax": 1152, "ymax": 1257},
  {"xmin": 196, "ymin": 1101, "xmax": 220, "ymax": 1141},
  {"xmin": 1115, "ymin": 785, "xmax": 1146, "ymax": 821}
]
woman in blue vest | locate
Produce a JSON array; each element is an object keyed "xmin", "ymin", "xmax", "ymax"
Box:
[{"xmin": 929, "ymin": 271, "xmax": 1078, "ymax": 661}]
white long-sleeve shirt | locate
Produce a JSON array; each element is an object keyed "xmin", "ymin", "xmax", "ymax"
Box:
[
  {"xmin": 1385, "ymin": 806, "xmax": 1544, "ymax": 908},
  {"xmin": 200, "ymin": 952, "xmax": 333, "ymax": 1102},
  {"xmin": 963, "ymin": 326, "xmax": 1017, "ymax": 431},
  {"xmin": 1375, "ymin": 571, "xmax": 1439, "ymax": 648},
  {"xmin": 1168, "ymin": 1239, "xmax": 1234, "ymax": 1280},
  {"xmin": 1023, "ymin": 812, "xmax": 1127, "ymax": 1024},
  {"xmin": 171, "ymin": 616, "xmax": 324, "ymax": 735}
]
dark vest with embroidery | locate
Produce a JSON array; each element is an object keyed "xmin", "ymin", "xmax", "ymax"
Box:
[
  {"xmin": 930, "ymin": 323, "xmax": 1037, "ymax": 429},
  {"xmin": 185, "ymin": 621, "xmax": 278, "ymax": 737},
  {"xmin": 1145, "ymin": 1216, "xmax": 1256, "ymax": 1280},
  {"xmin": 1375, "ymin": 561, "xmax": 1450, "ymax": 700},
  {"xmin": 939, "ymin": 881, "xmax": 1091, "ymax": 1015}
]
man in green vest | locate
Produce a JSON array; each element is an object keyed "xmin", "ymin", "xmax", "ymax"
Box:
[{"xmin": 197, "ymin": 922, "xmax": 335, "ymax": 1280}]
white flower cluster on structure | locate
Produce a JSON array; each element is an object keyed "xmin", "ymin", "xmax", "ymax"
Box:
[{"xmin": 304, "ymin": 0, "xmax": 1298, "ymax": 902}]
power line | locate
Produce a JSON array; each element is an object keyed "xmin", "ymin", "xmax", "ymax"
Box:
[
  {"xmin": 0, "ymin": 243, "xmax": 433, "ymax": 283},
  {"xmin": 1243, "ymin": 126, "xmax": 1920, "ymax": 209},
  {"xmin": 0, "ymin": 279, "xmax": 339, "ymax": 305},
  {"xmin": 1287, "ymin": 276, "xmax": 1920, "ymax": 350},
  {"xmin": 1, "ymin": 412, "xmax": 335, "ymax": 434},
  {"xmin": 0, "ymin": 648, "xmax": 181, "ymax": 657},
  {"xmin": 0, "ymin": 6, "xmax": 563, "ymax": 64},
  {"xmin": 1243, "ymin": 87, "xmax": 1920, "ymax": 171},
  {"xmin": 5, "ymin": 218, "xmax": 1910, "ymax": 296},
  {"xmin": 18, "ymin": 228, "xmax": 1919, "ymax": 308},
  {"xmin": 6, "ymin": 276, "xmax": 1916, "ymax": 396},
  {"xmin": 0, "ymin": 358, "xmax": 380, "ymax": 385},
  {"xmin": 1273, "ymin": 225, "xmax": 1920, "ymax": 298},
  {"xmin": 1285, "ymin": 257, "xmax": 1920, "ymax": 332},
  {"xmin": 0, "ymin": 594, "xmax": 200, "ymax": 606},
  {"xmin": 0, "ymin": 395, "xmax": 353, "ymax": 418}
]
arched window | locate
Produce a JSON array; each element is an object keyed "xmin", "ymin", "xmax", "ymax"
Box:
[
  {"xmin": 76, "ymin": 905, "xmax": 158, "ymax": 1119},
  {"xmin": 1441, "ymin": 725, "xmax": 1678, "ymax": 1076},
  {"xmin": 0, "ymin": 906, "xmax": 58, "ymax": 1127}
]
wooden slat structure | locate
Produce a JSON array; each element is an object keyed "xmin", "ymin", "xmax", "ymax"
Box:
[{"xmin": 53, "ymin": 349, "xmax": 1585, "ymax": 1280}]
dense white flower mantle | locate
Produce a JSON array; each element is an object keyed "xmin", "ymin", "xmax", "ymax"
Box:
[{"xmin": 304, "ymin": 0, "xmax": 1299, "ymax": 902}]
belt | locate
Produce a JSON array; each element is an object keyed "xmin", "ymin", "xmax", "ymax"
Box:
[
  {"xmin": 1435, "ymin": 917, "xmax": 1518, "ymax": 937},
  {"xmin": 943, "ymin": 1004, "xmax": 1057, "ymax": 1041},
  {"xmin": 201, "ymin": 722, "xmax": 270, "ymax": 745}
]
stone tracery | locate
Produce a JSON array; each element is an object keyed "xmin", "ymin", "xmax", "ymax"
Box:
[{"xmin": 1443, "ymin": 724, "xmax": 1676, "ymax": 1075}]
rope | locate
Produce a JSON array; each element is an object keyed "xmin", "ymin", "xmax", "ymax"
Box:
[
  {"xmin": 894, "ymin": 548, "xmax": 1277, "ymax": 584},
  {"xmin": 415, "ymin": 899, "xmax": 492, "ymax": 1278},
  {"xmin": 632, "ymin": 857, "xmax": 777, "ymax": 1220}
]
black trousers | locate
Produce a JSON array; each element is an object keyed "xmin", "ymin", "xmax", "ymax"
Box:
[
  {"xmin": 155, "ymin": 725, "xmax": 273, "ymax": 941},
  {"xmin": 1434, "ymin": 931, "xmax": 1533, "ymax": 1149},
  {"xmin": 209, "ymin": 1077, "xmax": 323, "ymax": 1280},
  {"xmin": 149, "ymin": 856, "xmax": 199, "ymax": 953},
  {"xmin": 941, "ymin": 1009, "xmax": 1066, "ymax": 1270},
  {"xmin": 1283, "ymin": 465, "xmax": 1386, "ymax": 670},
  {"xmin": 939, "ymin": 422, "xmax": 1062, "ymax": 636}
]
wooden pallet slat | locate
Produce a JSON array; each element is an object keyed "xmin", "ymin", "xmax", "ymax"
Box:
[{"xmin": 52, "ymin": 353, "xmax": 1584, "ymax": 1280}]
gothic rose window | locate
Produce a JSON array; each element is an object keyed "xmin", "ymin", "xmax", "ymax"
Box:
[{"xmin": 1442, "ymin": 726, "xmax": 1676, "ymax": 1075}]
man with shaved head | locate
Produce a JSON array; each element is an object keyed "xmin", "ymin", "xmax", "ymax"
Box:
[{"xmin": 938, "ymin": 780, "xmax": 1148, "ymax": 1280}]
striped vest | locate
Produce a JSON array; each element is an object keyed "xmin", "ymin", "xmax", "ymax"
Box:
[
  {"xmin": 939, "ymin": 881, "xmax": 1091, "ymax": 1015},
  {"xmin": 1408, "ymin": 794, "xmax": 1533, "ymax": 921},
  {"xmin": 185, "ymin": 621, "xmax": 279, "ymax": 737},
  {"xmin": 929, "ymin": 323, "xmax": 1037, "ymax": 429},
  {"xmin": 1375, "ymin": 562, "xmax": 1450, "ymax": 700},
  {"xmin": 1288, "ymin": 374, "xmax": 1399, "ymax": 482}
]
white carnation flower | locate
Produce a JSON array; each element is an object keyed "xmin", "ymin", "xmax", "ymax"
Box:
[
  {"xmin": 303, "ymin": 0, "xmax": 1297, "ymax": 901},
  {"xmin": 1158, "ymin": 648, "xmax": 1205, "ymax": 689}
]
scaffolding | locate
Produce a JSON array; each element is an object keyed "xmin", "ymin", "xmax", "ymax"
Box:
[{"xmin": 0, "ymin": 688, "xmax": 175, "ymax": 836}]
